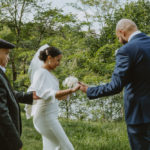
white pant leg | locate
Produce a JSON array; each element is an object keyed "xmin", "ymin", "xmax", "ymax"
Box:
[
  {"xmin": 33, "ymin": 114, "xmax": 74, "ymax": 150},
  {"xmin": 49, "ymin": 119, "xmax": 74, "ymax": 150},
  {"xmin": 42, "ymin": 136, "xmax": 60, "ymax": 150},
  {"xmin": 34, "ymin": 116, "xmax": 60, "ymax": 150}
]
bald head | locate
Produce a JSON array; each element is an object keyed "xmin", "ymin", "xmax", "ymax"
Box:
[
  {"xmin": 116, "ymin": 19, "xmax": 138, "ymax": 44},
  {"xmin": 116, "ymin": 19, "xmax": 138, "ymax": 32}
]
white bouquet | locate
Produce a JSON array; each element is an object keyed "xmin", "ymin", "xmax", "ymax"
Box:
[
  {"xmin": 63, "ymin": 76, "xmax": 79, "ymax": 98},
  {"xmin": 62, "ymin": 76, "xmax": 78, "ymax": 88}
]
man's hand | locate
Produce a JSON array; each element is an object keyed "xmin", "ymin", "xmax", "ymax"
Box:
[
  {"xmin": 78, "ymin": 82, "xmax": 88, "ymax": 93},
  {"xmin": 33, "ymin": 91, "xmax": 40, "ymax": 100}
]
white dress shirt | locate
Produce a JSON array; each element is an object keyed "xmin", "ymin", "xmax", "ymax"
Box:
[
  {"xmin": 0, "ymin": 66, "xmax": 6, "ymax": 73},
  {"xmin": 128, "ymin": 30, "xmax": 141, "ymax": 42}
]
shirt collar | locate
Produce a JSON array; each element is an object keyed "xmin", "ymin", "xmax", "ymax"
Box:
[
  {"xmin": 128, "ymin": 30, "xmax": 141, "ymax": 42},
  {"xmin": 0, "ymin": 66, "xmax": 6, "ymax": 73}
]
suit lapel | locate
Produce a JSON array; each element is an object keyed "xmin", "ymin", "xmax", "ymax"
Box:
[
  {"xmin": 0, "ymin": 68, "xmax": 13, "ymax": 89},
  {"xmin": 0, "ymin": 68, "xmax": 18, "ymax": 106},
  {"xmin": 0, "ymin": 68, "xmax": 22, "ymax": 135}
]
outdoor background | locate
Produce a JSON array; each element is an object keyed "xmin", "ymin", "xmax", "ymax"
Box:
[{"xmin": 0, "ymin": 0, "xmax": 150, "ymax": 149}]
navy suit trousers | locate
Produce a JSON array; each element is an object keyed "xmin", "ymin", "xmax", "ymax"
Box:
[{"xmin": 127, "ymin": 123, "xmax": 150, "ymax": 150}]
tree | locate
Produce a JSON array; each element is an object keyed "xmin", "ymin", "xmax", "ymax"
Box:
[{"xmin": 0, "ymin": 0, "xmax": 41, "ymax": 85}]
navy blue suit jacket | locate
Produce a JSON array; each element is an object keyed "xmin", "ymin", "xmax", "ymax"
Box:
[{"xmin": 87, "ymin": 33, "xmax": 150, "ymax": 125}]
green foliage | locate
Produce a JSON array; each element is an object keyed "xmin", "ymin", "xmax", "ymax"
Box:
[{"xmin": 100, "ymin": 0, "xmax": 150, "ymax": 46}]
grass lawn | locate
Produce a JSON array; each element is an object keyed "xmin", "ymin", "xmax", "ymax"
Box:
[{"xmin": 21, "ymin": 110, "xmax": 130, "ymax": 150}]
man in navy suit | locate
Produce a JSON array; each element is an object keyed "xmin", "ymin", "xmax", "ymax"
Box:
[{"xmin": 79, "ymin": 19, "xmax": 150, "ymax": 150}]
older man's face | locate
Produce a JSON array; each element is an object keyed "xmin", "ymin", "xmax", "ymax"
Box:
[{"xmin": 0, "ymin": 49, "xmax": 10, "ymax": 67}]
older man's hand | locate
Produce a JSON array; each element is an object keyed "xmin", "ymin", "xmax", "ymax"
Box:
[{"xmin": 33, "ymin": 91, "xmax": 40, "ymax": 100}]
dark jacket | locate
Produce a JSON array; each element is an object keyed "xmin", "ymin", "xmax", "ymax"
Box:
[
  {"xmin": 0, "ymin": 68, "xmax": 33, "ymax": 150},
  {"xmin": 87, "ymin": 33, "xmax": 150, "ymax": 125}
]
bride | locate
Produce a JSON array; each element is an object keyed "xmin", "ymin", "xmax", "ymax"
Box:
[{"xmin": 25, "ymin": 44, "xmax": 80, "ymax": 150}]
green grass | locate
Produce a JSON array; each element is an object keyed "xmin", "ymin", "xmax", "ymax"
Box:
[{"xmin": 21, "ymin": 111, "xmax": 130, "ymax": 150}]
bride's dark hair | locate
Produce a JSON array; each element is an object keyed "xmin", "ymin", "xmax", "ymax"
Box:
[{"xmin": 39, "ymin": 46, "xmax": 62, "ymax": 62}]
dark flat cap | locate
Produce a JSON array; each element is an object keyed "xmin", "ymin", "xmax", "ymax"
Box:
[{"xmin": 0, "ymin": 39, "xmax": 15, "ymax": 49}]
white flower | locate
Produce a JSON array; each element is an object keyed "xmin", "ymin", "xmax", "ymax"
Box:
[{"xmin": 62, "ymin": 76, "xmax": 78, "ymax": 88}]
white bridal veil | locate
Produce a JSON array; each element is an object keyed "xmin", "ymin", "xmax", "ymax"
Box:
[
  {"xmin": 28, "ymin": 44, "xmax": 50, "ymax": 82},
  {"xmin": 25, "ymin": 44, "xmax": 50, "ymax": 119}
]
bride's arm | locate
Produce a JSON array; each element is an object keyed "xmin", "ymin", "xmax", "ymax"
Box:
[
  {"xmin": 55, "ymin": 84, "xmax": 80, "ymax": 100},
  {"xmin": 57, "ymin": 95, "xmax": 68, "ymax": 100}
]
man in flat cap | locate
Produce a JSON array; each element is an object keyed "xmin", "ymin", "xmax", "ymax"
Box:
[{"xmin": 0, "ymin": 39, "xmax": 39, "ymax": 150}]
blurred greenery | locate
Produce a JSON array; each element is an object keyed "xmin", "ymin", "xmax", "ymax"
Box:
[
  {"xmin": 0, "ymin": 0, "xmax": 150, "ymax": 148},
  {"xmin": 0, "ymin": 0, "xmax": 149, "ymax": 88},
  {"xmin": 0, "ymin": 0, "xmax": 149, "ymax": 121}
]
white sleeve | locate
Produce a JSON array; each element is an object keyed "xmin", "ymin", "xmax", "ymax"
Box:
[{"xmin": 31, "ymin": 70, "xmax": 58, "ymax": 102}]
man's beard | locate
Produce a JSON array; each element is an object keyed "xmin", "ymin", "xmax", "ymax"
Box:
[{"xmin": 121, "ymin": 37, "xmax": 128, "ymax": 45}]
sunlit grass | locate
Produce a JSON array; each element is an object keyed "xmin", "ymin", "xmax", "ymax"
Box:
[{"xmin": 21, "ymin": 110, "xmax": 130, "ymax": 150}]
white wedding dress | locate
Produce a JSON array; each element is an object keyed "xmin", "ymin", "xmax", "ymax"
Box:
[{"xmin": 27, "ymin": 68, "xmax": 74, "ymax": 150}]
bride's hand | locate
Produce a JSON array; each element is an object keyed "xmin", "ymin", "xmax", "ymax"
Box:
[
  {"xmin": 71, "ymin": 84, "xmax": 80, "ymax": 93},
  {"xmin": 78, "ymin": 82, "xmax": 88, "ymax": 93}
]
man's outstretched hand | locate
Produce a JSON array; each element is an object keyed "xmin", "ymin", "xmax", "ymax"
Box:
[
  {"xmin": 78, "ymin": 82, "xmax": 88, "ymax": 93},
  {"xmin": 33, "ymin": 91, "xmax": 40, "ymax": 100}
]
